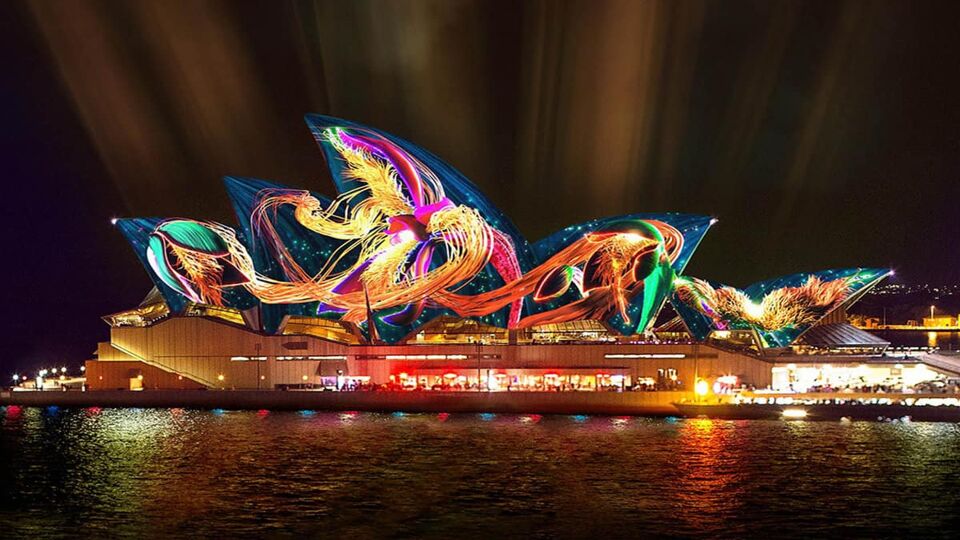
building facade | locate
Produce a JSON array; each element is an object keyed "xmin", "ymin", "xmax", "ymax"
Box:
[{"xmin": 88, "ymin": 115, "xmax": 944, "ymax": 393}]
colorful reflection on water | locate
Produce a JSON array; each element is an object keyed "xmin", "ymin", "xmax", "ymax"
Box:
[{"xmin": 2, "ymin": 409, "xmax": 960, "ymax": 537}]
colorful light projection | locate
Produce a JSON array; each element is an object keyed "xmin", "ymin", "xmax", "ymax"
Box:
[
  {"xmin": 671, "ymin": 268, "xmax": 892, "ymax": 348},
  {"xmin": 118, "ymin": 115, "xmax": 714, "ymax": 341},
  {"xmin": 118, "ymin": 117, "xmax": 890, "ymax": 347}
]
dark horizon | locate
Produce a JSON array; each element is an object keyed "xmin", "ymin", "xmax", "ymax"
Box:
[{"xmin": 2, "ymin": 0, "xmax": 959, "ymax": 373}]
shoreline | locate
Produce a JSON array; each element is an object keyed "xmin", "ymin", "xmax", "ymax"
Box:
[
  {"xmin": 675, "ymin": 402, "xmax": 960, "ymax": 422},
  {"xmin": 0, "ymin": 389, "xmax": 687, "ymax": 416},
  {"xmin": 6, "ymin": 389, "xmax": 960, "ymax": 421}
]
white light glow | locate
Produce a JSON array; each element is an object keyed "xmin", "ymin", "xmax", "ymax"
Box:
[
  {"xmin": 396, "ymin": 229, "xmax": 417, "ymax": 243},
  {"xmin": 743, "ymin": 301, "xmax": 764, "ymax": 320}
]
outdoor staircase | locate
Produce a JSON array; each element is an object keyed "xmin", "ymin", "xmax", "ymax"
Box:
[{"xmin": 108, "ymin": 343, "xmax": 217, "ymax": 388}]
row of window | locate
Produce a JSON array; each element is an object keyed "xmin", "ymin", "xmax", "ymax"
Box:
[
  {"xmin": 354, "ymin": 354, "xmax": 501, "ymax": 360},
  {"xmin": 230, "ymin": 353, "xmax": 693, "ymax": 361},
  {"xmin": 229, "ymin": 355, "xmax": 347, "ymax": 362}
]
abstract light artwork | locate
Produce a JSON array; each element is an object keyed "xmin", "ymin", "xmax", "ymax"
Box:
[
  {"xmin": 672, "ymin": 269, "xmax": 891, "ymax": 348},
  {"xmin": 116, "ymin": 115, "xmax": 887, "ymax": 346}
]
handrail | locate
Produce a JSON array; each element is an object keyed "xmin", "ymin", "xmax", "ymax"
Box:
[
  {"xmin": 917, "ymin": 353, "xmax": 960, "ymax": 376},
  {"xmin": 739, "ymin": 391, "xmax": 960, "ymax": 403},
  {"xmin": 109, "ymin": 342, "xmax": 217, "ymax": 388}
]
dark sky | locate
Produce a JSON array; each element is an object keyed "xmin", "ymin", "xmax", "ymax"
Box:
[{"xmin": 2, "ymin": 0, "xmax": 959, "ymax": 374}]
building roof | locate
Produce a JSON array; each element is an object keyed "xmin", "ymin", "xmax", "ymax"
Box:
[
  {"xmin": 671, "ymin": 268, "xmax": 892, "ymax": 349},
  {"xmin": 111, "ymin": 115, "xmax": 885, "ymax": 347},
  {"xmin": 115, "ymin": 115, "xmax": 714, "ymax": 343},
  {"xmin": 797, "ymin": 323, "xmax": 890, "ymax": 349}
]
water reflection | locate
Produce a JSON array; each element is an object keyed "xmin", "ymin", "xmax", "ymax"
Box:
[
  {"xmin": 2, "ymin": 410, "xmax": 960, "ymax": 537},
  {"xmin": 670, "ymin": 419, "xmax": 750, "ymax": 536},
  {"xmin": 876, "ymin": 330, "xmax": 960, "ymax": 350}
]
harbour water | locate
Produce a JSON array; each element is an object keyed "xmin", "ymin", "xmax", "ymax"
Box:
[
  {"xmin": 877, "ymin": 330, "xmax": 960, "ymax": 350},
  {"xmin": 2, "ymin": 407, "xmax": 960, "ymax": 538}
]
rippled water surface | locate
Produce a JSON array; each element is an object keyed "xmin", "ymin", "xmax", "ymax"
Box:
[{"xmin": 3, "ymin": 407, "xmax": 960, "ymax": 538}]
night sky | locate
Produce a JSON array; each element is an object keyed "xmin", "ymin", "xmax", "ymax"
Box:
[{"xmin": 2, "ymin": 1, "xmax": 959, "ymax": 374}]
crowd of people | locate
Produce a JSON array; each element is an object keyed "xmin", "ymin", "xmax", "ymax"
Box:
[{"xmin": 801, "ymin": 381, "xmax": 960, "ymax": 394}]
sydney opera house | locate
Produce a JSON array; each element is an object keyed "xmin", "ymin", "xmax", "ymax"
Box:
[{"xmin": 86, "ymin": 115, "xmax": 931, "ymax": 395}]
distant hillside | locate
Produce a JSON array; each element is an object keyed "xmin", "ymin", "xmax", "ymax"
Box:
[{"xmin": 851, "ymin": 285, "xmax": 960, "ymax": 324}]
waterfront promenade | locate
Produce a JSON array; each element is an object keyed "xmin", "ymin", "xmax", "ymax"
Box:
[
  {"xmin": 8, "ymin": 389, "xmax": 960, "ymax": 420},
  {"xmin": 0, "ymin": 389, "xmax": 689, "ymax": 416}
]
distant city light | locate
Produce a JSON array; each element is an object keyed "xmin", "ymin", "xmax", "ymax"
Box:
[{"xmin": 783, "ymin": 409, "xmax": 808, "ymax": 419}]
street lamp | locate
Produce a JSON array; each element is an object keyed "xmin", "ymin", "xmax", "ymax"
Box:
[{"xmin": 931, "ymin": 305, "xmax": 936, "ymax": 320}]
